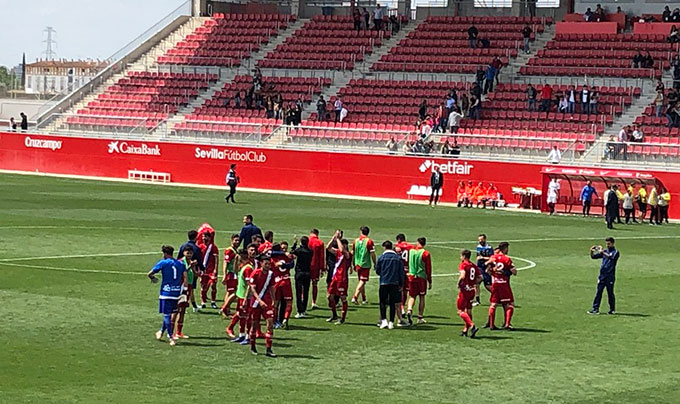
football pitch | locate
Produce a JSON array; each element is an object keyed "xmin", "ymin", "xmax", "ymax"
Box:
[{"xmin": 1, "ymin": 172, "xmax": 679, "ymax": 404}]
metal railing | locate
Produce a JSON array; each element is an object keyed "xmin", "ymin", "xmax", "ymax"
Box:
[
  {"xmin": 37, "ymin": 113, "xmax": 154, "ymax": 138},
  {"xmin": 34, "ymin": 0, "xmax": 192, "ymax": 124}
]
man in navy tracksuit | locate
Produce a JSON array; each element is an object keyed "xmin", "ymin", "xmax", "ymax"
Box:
[
  {"xmin": 375, "ymin": 241, "xmax": 405, "ymax": 329},
  {"xmin": 588, "ymin": 237, "xmax": 620, "ymax": 315}
]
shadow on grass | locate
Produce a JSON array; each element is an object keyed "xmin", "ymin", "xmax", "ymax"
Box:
[
  {"xmin": 398, "ymin": 325, "xmax": 438, "ymax": 331},
  {"xmin": 611, "ymin": 312, "xmax": 650, "ymax": 317},
  {"xmin": 178, "ymin": 342, "xmax": 227, "ymax": 347},
  {"xmin": 274, "ymin": 336, "xmax": 301, "ymax": 341},
  {"xmin": 188, "ymin": 336, "xmax": 230, "ymax": 341},
  {"xmin": 196, "ymin": 311, "xmax": 221, "ymax": 316},
  {"xmin": 287, "ymin": 325, "xmax": 331, "ymax": 332},
  {"xmin": 511, "ymin": 327, "xmax": 551, "ymax": 333},
  {"xmin": 473, "ymin": 335, "xmax": 512, "ymax": 340},
  {"xmin": 276, "ymin": 353, "xmax": 321, "ymax": 360}
]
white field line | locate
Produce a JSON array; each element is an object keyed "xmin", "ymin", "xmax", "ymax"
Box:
[
  {"xmin": 428, "ymin": 235, "xmax": 680, "ymax": 245},
  {"xmin": 0, "ymin": 252, "xmax": 158, "ymax": 262},
  {"xmin": 1, "ymin": 262, "xmax": 145, "ymax": 276}
]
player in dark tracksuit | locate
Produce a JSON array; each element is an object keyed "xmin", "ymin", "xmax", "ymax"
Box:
[
  {"xmin": 588, "ymin": 237, "xmax": 619, "ymax": 315},
  {"xmin": 474, "ymin": 234, "xmax": 494, "ymax": 306}
]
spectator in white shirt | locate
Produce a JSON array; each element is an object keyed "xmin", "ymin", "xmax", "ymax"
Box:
[
  {"xmin": 558, "ymin": 97, "xmax": 569, "ymax": 113},
  {"xmin": 631, "ymin": 125, "xmax": 644, "ymax": 142},
  {"xmin": 334, "ymin": 97, "xmax": 343, "ymax": 123},
  {"xmin": 339, "ymin": 107, "xmax": 348, "ymax": 123},
  {"xmin": 547, "ymin": 145, "xmax": 561, "ymax": 164},
  {"xmin": 373, "ymin": 4, "xmax": 384, "ymax": 31},
  {"xmin": 448, "ymin": 108, "xmax": 464, "ymax": 134}
]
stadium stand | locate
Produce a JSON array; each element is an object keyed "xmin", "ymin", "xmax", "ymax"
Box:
[
  {"xmin": 521, "ymin": 33, "xmax": 676, "ymax": 78},
  {"xmin": 157, "ymin": 13, "xmax": 294, "ymax": 67},
  {"xmin": 372, "ymin": 16, "xmax": 550, "ymax": 73},
  {"xmin": 65, "ymin": 71, "xmax": 219, "ymax": 130},
  {"xmin": 258, "ymin": 15, "xmax": 390, "ymax": 70}
]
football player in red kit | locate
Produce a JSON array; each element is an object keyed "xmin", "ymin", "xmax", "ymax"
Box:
[
  {"xmin": 457, "ymin": 249, "xmax": 480, "ymax": 338},
  {"xmin": 258, "ymin": 231, "xmax": 274, "ymax": 254},
  {"xmin": 248, "ymin": 255, "xmax": 277, "ymax": 357},
  {"xmin": 199, "ymin": 231, "xmax": 220, "ymax": 309},
  {"xmin": 271, "ymin": 242, "xmax": 294, "ymax": 329},
  {"xmin": 220, "ymin": 234, "xmax": 240, "ymax": 317},
  {"xmin": 394, "ymin": 233, "xmax": 413, "ymax": 326},
  {"xmin": 326, "ymin": 231, "xmax": 352, "ymax": 324},
  {"xmin": 307, "ymin": 229, "xmax": 325, "ymax": 309},
  {"xmin": 486, "ymin": 242, "xmax": 517, "ymax": 330},
  {"xmin": 228, "ymin": 245, "xmax": 256, "ymax": 343}
]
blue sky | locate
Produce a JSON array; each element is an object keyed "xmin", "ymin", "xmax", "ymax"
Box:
[{"xmin": 1, "ymin": 0, "xmax": 189, "ymax": 68}]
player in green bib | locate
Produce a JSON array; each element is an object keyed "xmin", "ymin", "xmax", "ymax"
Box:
[
  {"xmin": 228, "ymin": 245, "xmax": 257, "ymax": 343},
  {"xmin": 351, "ymin": 226, "xmax": 376, "ymax": 305},
  {"xmin": 220, "ymin": 234, "xmax": 241, "ymax": 317},
  {"xmin": 176, "ymin": 246, "xmax": 199, "ymax": 339},
  {"xmin": 406, "ymin": 237, "xmax": 433, "ymax": 325}
]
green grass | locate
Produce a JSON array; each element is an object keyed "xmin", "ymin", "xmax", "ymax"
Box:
[{"xmin": 1, "ymin": 172, "xmax": 679, "ymax": 404}]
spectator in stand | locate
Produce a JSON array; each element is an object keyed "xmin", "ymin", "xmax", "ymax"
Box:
[
  {"xmin": 373, "ymin": 4, "xmax": 384, "ymax": 31},
  {"xmin": 594, "ymin": 4, "xmax": 606, "ymax": 22},
  {"xmin": 659, "ymin": 187, "xmax": 671, "ymax": 224},
  {"xmin": 363, "ymin": 7, "xmax": 370, "ymax": 30},
  {"xmin": 451, "ymin": 139, "xmax": 461, "ymax": 156},
  {"xmin": 353, "ymin": 8, "xmax": 362, "ymax": 33},
  {"xmin": 20, "ymin": 112, "xmax": 28, "ymax": 131},
  {"xmin": 547, "ymin": 145, "xmax": 561, "ymax": 164},
  {"xmin": 580, "ymin": 85, "xmax": 590, "ymax": 114},
  {"xmin": 434, "ymin": 103, "xmax": 446, "ymax": 133},
  {"xmin": 584, "ymin": 8, "xmax": 594, "ymax": 22},
  {"xmin": 668, "ymin": 25, "xmax": 679, "ymax": 43},
  {"xmin": 631, "ymin": 124, "xmax": 644, "ymax": 142},
  {"xmin": 558, "ymin": 96, "xmax": 568, "ymax": 113},
  {"xmin": 605, "ymin": 135, "xmax": 616, "ymax": 159},
  {"xmin": 265, "ymin": 98, "xmax": 274, "ymax": 119},
  {"xmin": 673, "ymin": 8, "xmax": 680, "ymax": 23},
  {"xmin": 469, "ymin": 96, "xmax": 481, "ymax": 120},
  {"xmin": 484, "ymin": 63, "xmax": 496, "ymax": 94},
  {"xmin": 521, "ymin": 24, "xmax": 532, "ymax": 54},
  {"xmin": 662, "ymin": 6, "xmax": 671, "ymax": 22},
  {"xmin": 669, "ymin": 88, "xmax": 679, "ymax": 104},
  {"xmin": 492, "ymin": 57, "xmax": 503, "ymax": 85},
  {"xmin": 643, "ymin": 52, "xmax": 654, "ymax": 69},
  {"xmin": 540, "ymin": 84, "xmax": 553, "ymax": 112},
  {"xmin": 387, "ymin": 137, "xmax": 398, "ymax": 154},
  {"xmin": 632, "ymin": 52, "xmax": 643, "ymax": 68},
  {"xmin": 656, "ymin": 79, "xmax": 665, "ymax": 93},
  {"xmin": 441, "ymin": 138, "xmax": 452, "ymax": 155},
  {"xmin": 418, "ymin": 99, "xmax": 428, "ymax": 120},
  {"xmin": 566, "ymin": 85, "xmax": 576, "ymax": 113},
  {"xmin": 334, "ymin": 96, "xmax": 343, "ymax": 123},
  {"xmin": 618, "ymin": 125, "xmax": 629, "ymax": 160},
  {"xmin": 475, "ymin": 66, "xmax": 485, "ymax": 89},
  {"xmin": 472, "ymin": 81, "xmax": 483, "ymax": 101},
  {"xmin": 448, "ymin": 107, "xmax": 464, "ymax": 134},
  {"xmin": 527, "ymin": 84, "xmax": 537, "ymax": 111},
  {"xmin": 654, "ymin": 90, "xmax": 665, "ymax": 117},
  {"xmin": 234, "ymin": 91, "xmax": 242, "ymax": 108},
  {"xmin": 589, "ymin": 90, "xmax": 599, "ymax": 115},
  {"xmin": 446, "ymin": 92, "xmax": 457, "ymax": 111},
  {"xmin": 8, "ymin": 117, "xmax": 17, "ymax": 131},
  {"xmin": 479, "ymin": 37, "xmax": 491, "ymax": 49},
  {"xmin": 339, "ymin": 106, "xmax": 348, "ymax": 123},
  {"xmin": 316, "ymin": 95, "xmax": 327, "ymax": 121},
  {"xmin": 244, "ymin": 88, "xmax": 253, "ymax": 109},
  {"xmin": 468, "ymin": 24, "xmax": 478, "ymax": 49},
  {"xmin": 461, "ymin": 93, "xmax": 470, "ymax": 117},
  {"xmin": 666, "ymin": 102, "xmax": 680, "ymax": 128}
]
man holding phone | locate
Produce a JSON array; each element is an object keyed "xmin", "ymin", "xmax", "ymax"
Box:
[{"xmin": 587, "ymin": 237, "xmax": 620, "ymax": 315}]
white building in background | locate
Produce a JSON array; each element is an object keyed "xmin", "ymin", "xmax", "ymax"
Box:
[{"xmin": 24, "ymin": 59, "xmax": 106, "ymax": 95}]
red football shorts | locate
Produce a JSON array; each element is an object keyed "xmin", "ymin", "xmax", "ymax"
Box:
[
  {"xmin": 327, "ymin": 279, "xmax": 348, "ymax": 297},
  {"xmin": 356, "ymin": 266, "xmax": 370, "ymax": 281},
  {"xmin": 201, "ymin": 273, "xmax": 217, "ymax": 286},
  {"xmin": 457, "ymin": 289, "xmax": 476, "ymax": 311},
  {"xmin": 250, "ymin": 305, "xmax": 275, "ymax": 322},
  {"xmin": 275, "ymin": 279, "xmax": 293, "ymax": 300},
  {"xmin": 408, "ymin": 275, "xmax": 428, "ymax": 297},
  {"xmin": 225, "ymin": 272, "xmax": 237, "ymax": 293},
  {"xmin": 490, "ymin": 283, "xmax": 514, "ymax": 304},
  {"xmin": 310, "ymin": 267, "xmax": 321, "ymax": 282}
]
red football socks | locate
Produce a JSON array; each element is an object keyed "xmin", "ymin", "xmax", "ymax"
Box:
[
  {"xmin": 488, "ymin": 306, "xmax": 496, "ymax": 328},
  {"xmin": 460, "ymin": 312, "xmax": 474, "ymax": 329},
  {"xmin": 504, "ymin": 306, "xmax": 514, "ymax": 327}
]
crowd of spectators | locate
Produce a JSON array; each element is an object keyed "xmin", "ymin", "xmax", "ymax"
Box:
[
  {"xmin": 662, "ymin": 7, "xmax": 680, "ymax": 23},
  {"xmin": 352, "ymin": 4, "xmax": 401, "ymax": 34},
  {"xmin": 632, "ymin": 52, "xmax": 655, "ymax": 69},
  {"xmin": 605, "ymin": 124, "xmax": 646, "ymax": 159},
  {"xmin": 526, "ymin": 83, "xmax": 599, "ymax": 115},
  {"xmin": 652, "ymin": 79, "xmax": 680, "ymax": 128},
  {"xmin": 388, "ymin": 135, "xmax": 461, "ymax": 156}
]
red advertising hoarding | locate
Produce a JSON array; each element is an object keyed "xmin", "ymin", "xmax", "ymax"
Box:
[{"xmin": 1, "ymin": 131, "xmax": 679, "ymax": 217}]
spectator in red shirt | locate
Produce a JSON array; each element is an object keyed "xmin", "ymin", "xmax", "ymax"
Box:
[{"xmin": 540, "ymin": 84, "xmax": 553, "ymax": 112}]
